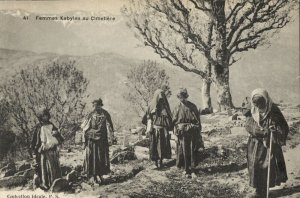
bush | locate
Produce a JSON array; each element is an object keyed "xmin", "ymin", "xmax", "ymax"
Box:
[
  {"xmin": 124, "ymin": 60, "xmax": 171, "ymax": 116},
  {"xmin": 1, "ymin": 61, "xmax": 89, "ymax": 155}
]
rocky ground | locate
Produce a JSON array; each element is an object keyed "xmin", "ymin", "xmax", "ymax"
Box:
[{"xmin": 0, "ymin": 104, "xmax": 299, "ymax": 198}]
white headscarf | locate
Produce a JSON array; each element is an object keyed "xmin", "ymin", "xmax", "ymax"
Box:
[{"xmin": 251, "ymin": 88, "xmax": 273, "ymax": 127}]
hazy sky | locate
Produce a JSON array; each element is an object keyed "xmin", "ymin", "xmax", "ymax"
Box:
[
  {"xmin": 0, "ymin": 0, "xmax": 298, "ymax": 62},
  {"xmin": 0, "ymin": 0, "xmax": 163, "ymax": 60},
  {"xmin": 0, "ymin": 0, "xmax": 127, "ymax": 15},
  {"xmin": 0, "ymin": 0, "xmax": 299, "ymax": 104}
]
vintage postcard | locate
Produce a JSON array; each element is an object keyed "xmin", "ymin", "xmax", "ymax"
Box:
[{"xmin": 0, "ymin": 0, "xmax": 299, "ymax": 197}]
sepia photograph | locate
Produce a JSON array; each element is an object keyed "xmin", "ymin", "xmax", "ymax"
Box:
[{"xmin": 0, "ymin": 0, "xmax": 299, "ymax": 197}]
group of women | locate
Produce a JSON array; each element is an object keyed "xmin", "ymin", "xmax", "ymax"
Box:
[
  {"xmin": 31, "ymin": 98, "xmax": 114, "ymax": 188},
  {"xmin": 30, "ymin": 87, "xmax": 290, "ymax": 198},
  {"xmin": 143, "ymin": 87, "xmax": 289, "ymax": 197},
  {"xmin": 142, "ymin": 87, "xmax": 204, "ymax": 178}
]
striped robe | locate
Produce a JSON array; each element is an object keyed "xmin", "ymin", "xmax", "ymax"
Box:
[
  {"xmin": 83, "ymin": 109, "xmax": 113, "ymax": 177},
  {"xmin": 245, "ymin": 104, "xmax": 289, "ymax": 189}
]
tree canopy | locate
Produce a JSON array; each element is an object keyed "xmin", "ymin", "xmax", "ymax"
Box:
[
  {"xmin": 124, "ymin": 60, "xmax": 171, "ymax": 115},
  {"xmin": 123, "ymin": 0, "xmax": 298, "ymax": 110},
  {"xmin": 1, "ymin": 61, "xmax": 89, "ymax": 155}
]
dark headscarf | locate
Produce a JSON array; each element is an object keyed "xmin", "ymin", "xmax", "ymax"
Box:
[
  {"xmin": 37, "ymin": 107, "xmax": 51, "ymax": 124},
  {"xmin": 92, "ymin": 98, "xmax": 103, "ymax": 106},
  {"xmin": 177, "ymin": 88, "xmax": 189, "ymax": 99},
  {"xmin": 148, "ymin": 89, "xmax": 172, "ymax": 118}
]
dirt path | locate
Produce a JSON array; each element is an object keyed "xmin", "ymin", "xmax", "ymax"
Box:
[
  {"xmin": 73, "ymin": 144, "xmax": 300, "ymax": 198},
  {"xmin": 1, "ymin": 112, "xmax": 299, "ymax": 198},
  {"xmin": 269, "ymin": 144, "xmax": 300, "ymax": 198},
  {"xmin": 0, "ymin": 143, "xmax": 298, "ymax": 198}
]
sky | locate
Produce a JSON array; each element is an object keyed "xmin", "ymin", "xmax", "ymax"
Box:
[
  {"xmin": 0, "ymin": 0, "xmax": 298, "ymax": 60},
  {"xmin": 0, "ymin": 0, "xmax": 299, "ymax": 104},
  {"xmin": 0, "ymin": 0, "xmax": 128, "ymax": 15},
  {"xmin": 0, "ymin": 0, "xmax": 163, "ymax": 60}
]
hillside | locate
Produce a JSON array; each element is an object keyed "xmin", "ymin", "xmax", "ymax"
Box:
[
  {"xmin": 0, "ymin": 9, "xmax": 298, "ymax": 109},
  {"xmin": 0, "ymin": 48, "xmax": 204, "ymax": 128},
  {"xmin": 0, "ymin": 104, "xmax": 299, "ymax": 197},
  {"xmin": 0, "ymin": 8, "xmax": 299, "ymax": 198},
  {"xmin": 0, "ymin": 48, "xmax": 299, "ymax": 108}
]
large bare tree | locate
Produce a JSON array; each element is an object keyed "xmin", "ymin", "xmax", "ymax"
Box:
[
  {"xmin": 1, "ymin": 61, "xmax": 89, "ymax": 156},
  {"xmin": 123, "ymin": 0, "xmax": 298, "ymax": 111}
]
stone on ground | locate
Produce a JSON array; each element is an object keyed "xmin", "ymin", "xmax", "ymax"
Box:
[
  {"xmin": 135, "ymin": 146, "xmax": 148, "ymax": 160},
  {"xmin": 0, "ymin": 175, "xmax": 26, "ymax": 187},
  {"xmin": 134, "ymin": 138, "xmax": 150, "ymax": 147},
  {"xmin": 50, "ymin": 178, "xmax": 69, "ymax": 193},
  {"xmin": 0, "ymin": 162, "xmax": 16, "ymax": 178},
  {"xmin": 22, "ymin": 168, "xmax": 35, "ymax": 180},
  {"xmin": 18, "ymin": 162, "xmax": 31, "ymax": 172},
  {"xmin": 66, "ymin": 170, "xmax": 78, "ymax": 183}
]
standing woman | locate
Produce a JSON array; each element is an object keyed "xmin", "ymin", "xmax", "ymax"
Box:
[
  {"xmin": 31, "ymin": 108, "xmax": 64, "ymax": 190},
  {"xmin": 142, "ymin": 89, "xmax": 173, "ymax": 168},
  {"xmin": 172, "ymin": 88, "xmax": 203, "ymax": 178},
  {"xmin": 81, "ymin": 98, "xmax": 114, "ymax": 184},
  {"xmin": 245, "ymin": 88, "xmax": 289, "ymax": 197}
]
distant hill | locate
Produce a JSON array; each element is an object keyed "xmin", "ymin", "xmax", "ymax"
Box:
[
  {"xmin": 0, "ymin": 47, "xmax": 299, "ymax": 109},
  {"xmin": 0, "ymin": 48, "xmax": 205, "ymax": 128},
  {"xmin": 0, "ymin": 8, "xmax": 299, "ymax": 109}
]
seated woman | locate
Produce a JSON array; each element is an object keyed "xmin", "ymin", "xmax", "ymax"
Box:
[{"xmin": 245, "ymin": 88, "xmax": 289, "ymax": 197}]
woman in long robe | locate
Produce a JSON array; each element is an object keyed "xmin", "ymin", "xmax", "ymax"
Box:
[
  {"xmin": 172, "ymin": 88, "xmax": 203, "ymax": 178},
  {"xmin": 142, "ymin": 89, "xmax": 173, "ymax": 168},
  {"xmin": 31, "ymin": 108, "xmax": 63, "ymax": 190},
  {"xmin": 245, "ymin": 88, "xmax": 289, "ymax": 197},
  {"xmin": 82, "ymin": 98, "xmax": 114, "ymax": 184}
]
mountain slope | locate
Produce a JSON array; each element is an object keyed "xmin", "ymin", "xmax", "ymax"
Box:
[{"xmin": 0, "ymin": 48, "xmax": 298, "ymax": 110}]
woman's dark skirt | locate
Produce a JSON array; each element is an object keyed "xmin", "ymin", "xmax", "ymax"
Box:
[
  {"xmin": 176, "ymin": 128, "xmax": 199, "ymax": 173},
  {"xmin": 149, "ymin": 127, "xmax": 172, "ymax": 161},
  {"xmin": 40, "ymin": 148, "xmax": 62, "ymax": 189},
  {"xmin": 84, "ymin": 139, "xmax": 110, "ymax": 177},
  {"xmin": 247, "ymin": 137, "xmax": 288, "ymax": 189}
]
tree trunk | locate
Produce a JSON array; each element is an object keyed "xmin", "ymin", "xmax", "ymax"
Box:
[
  {"xmin": 201, "ymin": 49, "xmax": 213, "ymax": 113},
  {"xmin": 215, "ymin": 70, "xmax": 234, "ymax": 111},
  {"xmin": 27, "ymin": 147, "xmax": 33, "ymax": 158},
  {"xmin": 212, "ymin": 0, "xmax": 234, "ymax": 111},
  {"xmin": 201, "ymin": 80, "xmax": 213, "ymax": 114}
]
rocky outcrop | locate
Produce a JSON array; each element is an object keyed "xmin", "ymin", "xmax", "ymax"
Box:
[
  {"xmin": 66, "ymin": 170, "xmax": 78, "ymax": 183},
  {"xmin": 18, "ymin": 162, "xmax": 31, "ymax": 172},
  {"xmin": 111, "ymin": 146, "xmax": 137, "ymax": 164},
  {"xmin": 0, "ymin": 162, "xmax": 16, "ymax": 178},
  {"xmin": 50, "ymin": 178, "xmax": 69, "ymax": 193},
  {"xmin": 133, "ymin": 138, "xmax": 150, "ymax": 148},
  {"xmin": 0, "ymin": 175, "xmax": 26, "ymax": 187},
  {"xmin": 61, "ymin": 165, "xmax": 72, "ymax": 176},
  {"xmin": 135, "ymin": 146, "xmax": 149, "ymax": 160}
]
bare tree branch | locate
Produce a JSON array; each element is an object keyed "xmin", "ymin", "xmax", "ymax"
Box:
[
  {"xmin": 124, "ymin": 0, "xmax": 297, "ymax": 109},
  {"xmin": 227, "ymin": 0, "xmax": 296, "ymax": 57},
  {"xmin": 124, "ymin": 60, "xmax": 171, "ymax": 115},
  {"xmin": 1, "ymin": 61, "xmax": 89, "ymax": 150},
  {"xmin": 189, "ymin": 0, "xmax": 212, "ymax": 12}
]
